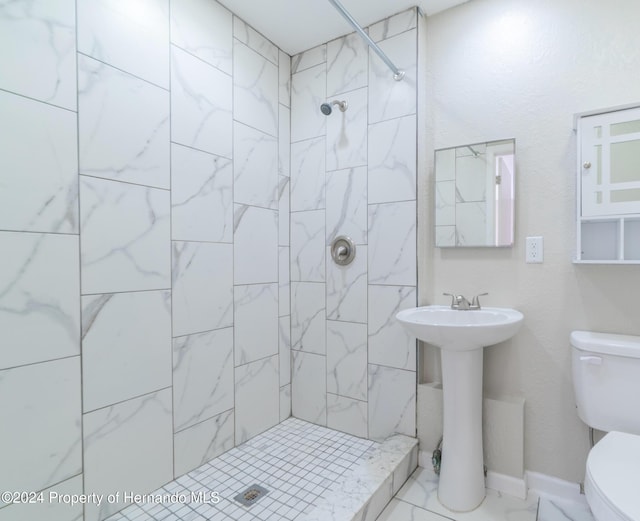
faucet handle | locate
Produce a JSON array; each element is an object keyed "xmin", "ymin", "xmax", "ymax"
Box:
[
  {"xmin": 442, "ymin": 293, "xmax": 456, "ymax": 308},
  {"xmin": 471, "ymin": 292, "xmax": 488, "ymax": 309}
]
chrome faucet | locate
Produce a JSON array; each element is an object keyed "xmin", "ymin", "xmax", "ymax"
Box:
[{"xmin": 443, "ymin": 292, "xmax": 488, "ymax": 310}]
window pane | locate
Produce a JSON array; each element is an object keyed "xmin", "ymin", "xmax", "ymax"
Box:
[
  {"xmin": 611, "ymin": 120, "xmax": 640, "ymax": 136},
  {"xmin": 594, "ymin": 125, "xmax": 602, "ymax": 139},
  {"xmin": 611, "ymin": 140, "xmax": 640, "ymax": 183},
  {"xmin": 611, "ymin": 188, "xmax": 640, "ymax": 203}
]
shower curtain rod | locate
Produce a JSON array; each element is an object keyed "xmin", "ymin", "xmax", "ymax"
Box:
[{"xmin": 326, "ymin": 0, "xmax": 405, "ymax": 81}]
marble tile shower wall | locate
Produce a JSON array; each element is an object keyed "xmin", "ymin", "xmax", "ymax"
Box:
[
  {"xmin": 0, "ymin": 1, "xmax": 290, "ymax": 520},
  {"xmin": 289, "ymin": 9, "xmax": 418, "ymax": 442}
]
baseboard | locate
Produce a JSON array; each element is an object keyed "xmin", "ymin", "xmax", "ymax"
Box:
[
  {"xmin": 525, "ymin": 470, "xmax": 587, "ymax": 504},
  {"xmin": 486, "ymin": 471, "xmax": 527, "ymax": 499},
  {"xmin": 417, "ymin": 451, "xmax": 587, "ymax": 505}
]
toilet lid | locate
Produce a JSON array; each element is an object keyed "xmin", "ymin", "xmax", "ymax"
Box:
[{"xmin": 586, "ymin": 432, "xmax": 640, "ymax": 521}]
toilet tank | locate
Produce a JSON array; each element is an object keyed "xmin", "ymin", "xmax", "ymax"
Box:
[{"xmin": 571, "ymin": 330, "xmax": 640, "ymax": 435}]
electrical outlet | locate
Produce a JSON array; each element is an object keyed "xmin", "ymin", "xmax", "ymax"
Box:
[{"xmin": 526, "ymin": 236, "xmax": 544, "ymax": 263}]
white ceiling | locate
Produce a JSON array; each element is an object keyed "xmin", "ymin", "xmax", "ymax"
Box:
[{"xmin": 217, "ymin": 0, "xmax": 469, "ymax": 55}]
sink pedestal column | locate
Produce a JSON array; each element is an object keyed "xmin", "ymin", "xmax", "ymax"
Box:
[{"xmin": 438, "ymin": 347, "xmax": 485, "ymax": 512}]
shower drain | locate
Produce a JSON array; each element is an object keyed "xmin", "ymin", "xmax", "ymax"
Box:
[{"xmin": 234, "ymin": 484, "xmax": 269, "ymax": 507}]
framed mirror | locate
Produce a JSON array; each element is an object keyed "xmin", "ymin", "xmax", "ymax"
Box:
[{"xmin": 434, "ymin": 138, "xmax": 515, "ymax": 247}]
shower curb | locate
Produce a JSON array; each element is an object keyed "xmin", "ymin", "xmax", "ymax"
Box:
[{"xmin": 297, "ymin": 434, "xmax": 419, "ymax": 521}]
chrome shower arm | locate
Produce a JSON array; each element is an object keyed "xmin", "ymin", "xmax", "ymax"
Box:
[{"xmin": 326, "ymin": 0, "xmax": 405, "ymax": 81}]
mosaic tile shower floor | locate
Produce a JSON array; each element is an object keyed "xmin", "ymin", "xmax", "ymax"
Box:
[{"xmin": 106, "ymin": 418, "xmax": 377, "ymax": 521}]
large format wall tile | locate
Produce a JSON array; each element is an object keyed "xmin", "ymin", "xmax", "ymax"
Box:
[
  {"xmin": 173, "ymin": 328, "xmax": 234, "ymax": 431},
  {"xmin": 233, "ymin": 17, "xmax": 278, "ymax": 65},
  {"xmin": 279, "ymin": 176, "xmax": 290, "ymax": 246},
  {"xmin": 291, "ymin": 63, "xmax": 326, "ymax": 142},
  {"xmin": 0, "ymin": 0, "xmax": 76, "ymax": 109},
  {"xmin": 78, "ymin": 55, "xmax": 170, "ymax": 189},
  {"xmin": 327, "ymin": 32, "xmax": 368, "ymax": 97},
  {"xmin": 170, "ymin": 0, "xmax": 232, "ymax": 75},
  {"xmin": 0, "ymin": 475, "xmax": 83, "ymax": 521},
  {"xmin": 280, "ymin": 384, "xmax": 291, "ymax": 421},
  {"xmin": 233, "ymin": 205, "xmax": 278, "ymax": 285},
  {"xmin": 368, "ymin": 201, "xmax": 417, "ymax": 286},
  {"xmin": 368, "ymin": 285, "xmax": 417, "ymax": 371},
  {"xmin": 234, "ymin": 284, "xmax": 279, "ymax": 366},
  {"xmin": 327, "ymin": 393, "xmax": 367, "ymax": 438},
  {"xmin": 174, "ymin": 409, "xmax": 234, "ymax": 477},
  {"xmin": 369, "ymin": 8, "xmax": 417, "ymax": 43},
  {"xmin": 292, "ymin": 44, "xmax": 326, "ymax": 73},
  {"xmin": 172, "ymin": 242, "xmax": 233, "ymax": 337},
  {"xmin": 326, "ymin": 87, "xmax": 368, "ymax": 172},
  {"xmin": 171, "ymin": 143, "xmax": 233, "ymax": 243},
  {"xmin": 368, "ymin": 115, "xmax": 417, "ymax": 204},
  {"xmin": 0, "ymin": 92, "xmax": 78, "ymax": 234},
  {"xmin": 233, "ymin": 123, "xmax": 278, "ymax": 209},
  {"xmin": 279, "ymin": 246, "xmax": 290, "ymax": 315},
  {"xmin": 279, "ymin": 315, "xmax": 291, "ymax": 386},
  {"xmin": 83, "ymin": 389, "xmax": 173, "ymax": 521},
  {"xmin": 279, "ymin": 50, "xmax": 291, "ymax": 107},
  {"xmin": 368, "ymin": 364, "xmax": 416, "ymax": 441},
  {"xmin": 235, "ymin": 355, "xmax": 280, "ymax": 444},
  {"xmin": 0, "ymin": 358, "xmax": 81, "ymax": 501},
  {"xmin": 171, "ymin": 45, "xmax": 232, "ymax": 158},
  {"xmin": 0, "ymin": 232, "xmax": 79, "ymax": 370},
  {"xmin": 234, "ymin": 40, "xmax": 278, "ymax": 137},
  {"xmin": 326, "ymin": 166, "xmax": 367, "ymax": 245},
  {"xmin": 368, "ymin": 29, "xmax": 417, "ymax": 124},
  {"xmin": 233, "ymin": 16, "xmax": 278, "ymax": 65},
  {"xmin": 291, "ymin": 210, "xmax": 325, "ymax": 282},
  {"xmin": 291, "ymin": 282, "xmax": 326, "ymax": 354},
  {"xmin": 292, "ymin": 350, "xmax": 326, "ymax": 426},
  {"xmin": 279, "ymin": 105, "xmax": 291, "ymax": 176},
  {"xmin": 326, "ymin": 321, "xmax": 367, "ymax": 401},
  {"xmin": 326, "ymin": 245, "xmax": 367, "ymax": 323},
  {"xmin": 291, "ymin": 137, "xmax": 326, "ymax": 211},
  {"xmin": 80, "ymin": 177, "xmax": 170, "ymax": 294},
  {"xmin": 82, "ymin": 290, "xmax": 172, "ymax": 412},
  {"xmin": 77, "ymin": 0, "xmax": 170, "ymax": 89}
]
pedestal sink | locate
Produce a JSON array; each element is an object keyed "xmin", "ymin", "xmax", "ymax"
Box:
[{"xmin": 396, "ymin": 305, "xmax": 524, "ymax": 512}]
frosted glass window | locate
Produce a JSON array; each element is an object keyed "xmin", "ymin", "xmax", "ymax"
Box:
[
  {"xmin": 611, "ymin": 120, "xmax": 640, "ymax": 136},
  {"xmin": 594, "ymin": 126, "xmax": 602, "ymax": 138},
  {"xmin": 611, "ymin": 140, "xmax": 640, "ymax": 184},
  {"xmin": 595, "ymin": 145, "xmax": 602, "ymax": 185},
  {"xmin": 611, "ymin": 189, "xmax": 640, "ymax": 203}
]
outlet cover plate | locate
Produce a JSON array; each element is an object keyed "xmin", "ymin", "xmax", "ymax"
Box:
[{"xmin": 526, "ymin": 236, "xmax": 544, "ymax": 263}]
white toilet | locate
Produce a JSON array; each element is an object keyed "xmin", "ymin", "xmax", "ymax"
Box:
[{"xmin": 571, "ymin": 330, "xmax": 640, "ymax": 521}]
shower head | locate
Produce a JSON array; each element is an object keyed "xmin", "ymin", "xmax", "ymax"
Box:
[
  {"xmin": 320, "ymin": 103, "xmax": 332, "ymax": 115},
  {"xmin": 320, "ymin": 100, "xmax": 348, "ymax": 115}
]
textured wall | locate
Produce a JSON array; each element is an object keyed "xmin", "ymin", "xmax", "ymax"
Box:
[
  {"xmin": 419, "ymin": 0, "xmax": 640, "ymax": 482},
  {"xmin": 288, "ymin": 9, "xmax": 419, "ymax": 441},
  {"xmin": 0, "ymin": 1, "xmax": 290, "ymax": 519}
]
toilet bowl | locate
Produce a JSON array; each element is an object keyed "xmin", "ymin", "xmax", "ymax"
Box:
[
  {"xmin": 571, "ymin": 331, "xmax": 640, "ymax": 521},
  {"xmin": 584, "ymin": 431, "xmax": 640, "ymax": 521}
]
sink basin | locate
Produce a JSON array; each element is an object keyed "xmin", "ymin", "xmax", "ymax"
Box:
[
  {"xmin": 396, "ymin": 304, "xmax": 524, "ymax": 512},
  {"xmin": 396, "ymin": 305, "xmax": 523, "ymax": 351}
]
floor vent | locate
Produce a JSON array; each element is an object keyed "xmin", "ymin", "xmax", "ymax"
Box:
[{"xmin": 234, "ymin": 484, "xmax": 269, "ymax": 507}]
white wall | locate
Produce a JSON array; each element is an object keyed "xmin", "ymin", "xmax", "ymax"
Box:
[{"xmin": 420, "ymin": 0, "xmax": 640, "ymax": 482}]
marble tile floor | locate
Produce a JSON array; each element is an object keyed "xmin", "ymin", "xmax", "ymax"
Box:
[
  {"xmin": 104, "ymin": 415, "xmax": 593, "ymax": 521},
  {"xmin": 376, "ymin": 466, "xmax": 596, "ymax": 521},
  {"xmin": 106, "ymin": 418, "xmax": 378, "ymax": 521}
]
